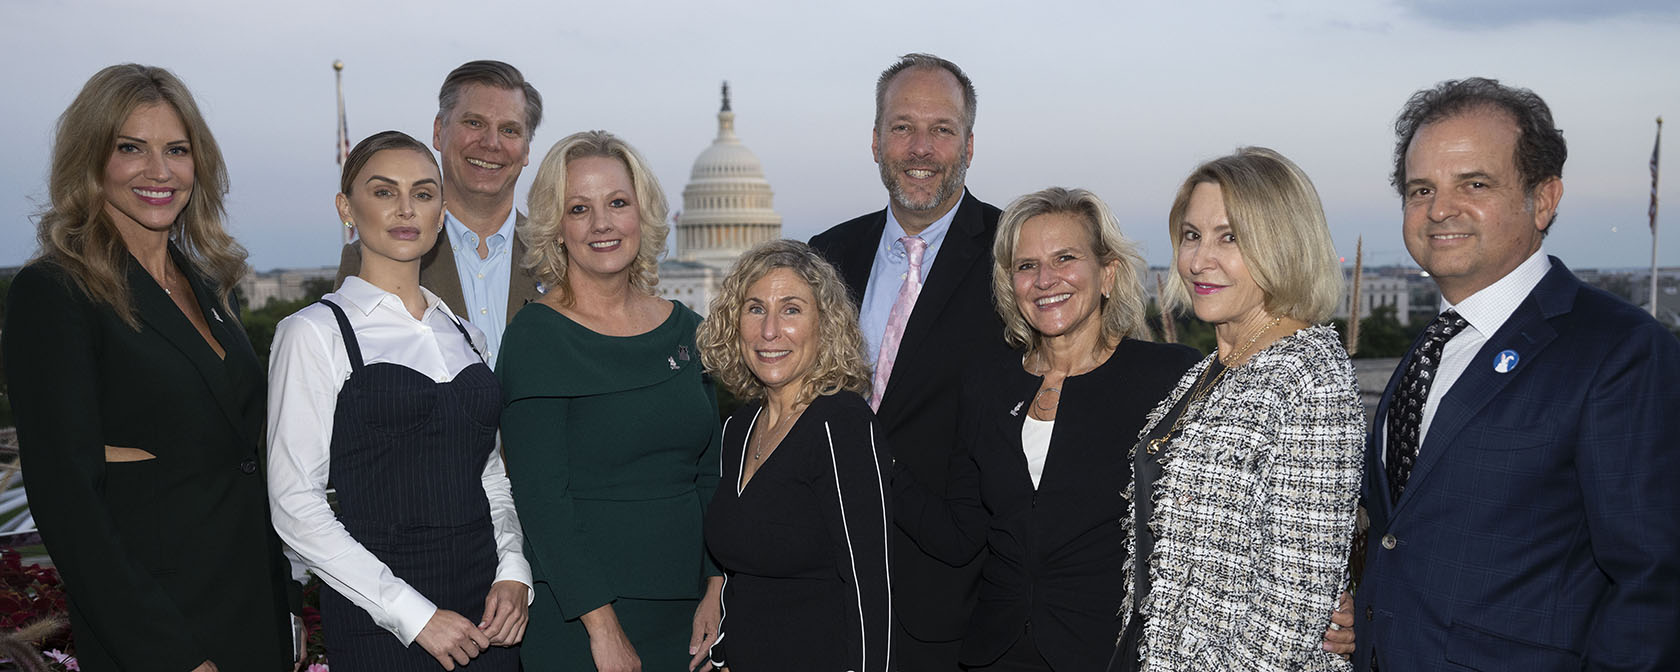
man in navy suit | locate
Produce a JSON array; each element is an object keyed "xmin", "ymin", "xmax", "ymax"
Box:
[
  {"xmin": 1355, "ymin": 78, "xmax": 1680, "ymax": 671},
  {"xmin": 809, "ymin": 53, "xmax": 1006, "ymax": 671}
]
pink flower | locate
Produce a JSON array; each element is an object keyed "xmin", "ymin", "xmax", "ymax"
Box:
[{"xmin": 43, "ymin": 649, "xmax": 79, "ymax": 670}]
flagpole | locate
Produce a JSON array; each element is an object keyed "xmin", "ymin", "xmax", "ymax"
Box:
[
  {"xmin": 1650, "ymin": 116, "xmax": 1663, "ymax": 317},
  {"xmin": 335, "ymin": 60, "xmax": 353, "ymax": 245}
]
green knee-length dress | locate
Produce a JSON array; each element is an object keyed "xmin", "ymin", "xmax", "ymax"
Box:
[{"xmin": 497, "ymin": 301, "xmax": 721, "ymax": 670}]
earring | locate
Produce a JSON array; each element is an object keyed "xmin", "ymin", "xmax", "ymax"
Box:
[{"xmin": 343, "ymin": 220, "xmax": 354, "ymax": 229}]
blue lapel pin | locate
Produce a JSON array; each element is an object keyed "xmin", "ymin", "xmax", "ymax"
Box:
[{"xmin": 1493, "ymin": 349, "xmax": 1520, "ymax": 374}]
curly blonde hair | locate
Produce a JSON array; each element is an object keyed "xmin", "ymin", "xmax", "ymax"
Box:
[
  {"xmin": 697, "ymin": 240, "xmax": 870, "ymax": 406},
  {"xmin": 34, "ymin": 64, "xmax": 248, "ymax": 329},
  {"xmin": 991, "ymin": 187, "xmax": 1153, "ymax": 356},
  {"xmin": 521, "ymin": 130, "xmax": 668, "ymax": 305}
]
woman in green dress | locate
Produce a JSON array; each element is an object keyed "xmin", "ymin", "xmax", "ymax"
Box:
[{"xmin": 497, "ymin": 130, "xmax": 724, "ymax": 672}]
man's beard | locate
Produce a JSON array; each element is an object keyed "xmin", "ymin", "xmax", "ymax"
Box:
[{"xmin": 878, "ymin": 152, "xmax": 969, "ymax": 214}]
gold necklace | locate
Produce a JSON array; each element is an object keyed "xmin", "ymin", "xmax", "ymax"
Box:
[{"xmin": 1145, "ymin": 316, "xmax": 1281, "ymax": 455}]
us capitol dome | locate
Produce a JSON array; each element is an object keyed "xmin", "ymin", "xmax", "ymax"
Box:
[{"xmin": 658, "ymin": 82, "xmax": 782, "ymax": 315}]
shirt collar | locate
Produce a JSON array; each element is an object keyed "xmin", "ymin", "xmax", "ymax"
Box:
[
  {"xmin": 444, "ymin": 207, "xmax": 520, "ymax": 253},
  {"xmin": 337, "ymin": 275, "xmax": 449, "ymax": 320},
  {"xmin": 1442, "ymin": 247, "xmax": 1551, "ymax": 336},
  {"xmin": 882, "ymin": 189, "xmax": 963, "ymax": 254}
]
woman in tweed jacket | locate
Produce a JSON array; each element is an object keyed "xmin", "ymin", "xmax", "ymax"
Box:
[{"xmin": 1110, "ymin": 147, "xmax": 1362, "ymax": 672}]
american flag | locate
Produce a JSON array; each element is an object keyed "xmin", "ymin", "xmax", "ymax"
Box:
[
  {"xmin": 1652, "ymin": 117, "xmax": 1662, "ymax": 233},
  {"xmin": 335, "ymin": 61, "xmax": 349, "ymax": 168},
  {"xmin": 335, "ymin": 60, "xmax": 353, "ymax": 244}
]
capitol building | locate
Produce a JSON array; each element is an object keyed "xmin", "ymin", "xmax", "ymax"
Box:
[{"xmin": 657, "ymin": 83, "xmax": 782, "ymax": 316}]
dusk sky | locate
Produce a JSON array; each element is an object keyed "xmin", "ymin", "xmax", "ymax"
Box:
[{"xmin": 4, "ymin": 0, "xmax": 1678, "ymax": 272}]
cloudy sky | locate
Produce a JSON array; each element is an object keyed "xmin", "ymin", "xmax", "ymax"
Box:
[{"xmin": 3, "ymin": 0, "xmax": 1678, "ymax": 272}]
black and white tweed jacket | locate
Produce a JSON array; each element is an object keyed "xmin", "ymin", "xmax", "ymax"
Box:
[{"xmin": 1118, "ymin": 325, "xmax": 1362, "ymax": 672}]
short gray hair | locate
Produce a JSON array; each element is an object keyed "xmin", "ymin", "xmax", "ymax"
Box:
[{"xmin": 874, "ymin": 53, "xmax": 977, "ymax": 135}]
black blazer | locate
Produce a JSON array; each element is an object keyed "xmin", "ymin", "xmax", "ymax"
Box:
[
  {"xmin": 333, "ymin": 212, "xmax": 542, "ymax": 324},
  {"xmin": 2, "ymin": 251, "xmax": 294, "ymax": 672},
  {"xmin": 809, "ymin": 190, "xmax": 1012, "ymax": 640},
  {"xmin": 895, "ymin": 340, "xmax": 1199, "ymax": 671}
]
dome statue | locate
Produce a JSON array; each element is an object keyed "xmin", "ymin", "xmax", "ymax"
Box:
[{"xmin": 675, "ymin": 81, "xmax": 782, "ymax": 268}]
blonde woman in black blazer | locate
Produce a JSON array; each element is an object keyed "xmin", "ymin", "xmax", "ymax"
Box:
[
  {"xmin": 892, "ymin": 188, "xmax": 1201, "ymax": 671},
  {"xmin": 2, "ymin": 64, "xmax": 295, "ymax": 671}
]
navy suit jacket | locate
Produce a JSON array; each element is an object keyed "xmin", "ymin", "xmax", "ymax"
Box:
[
  {"xmin": 1355, "ymin": 258, "xmax": 1680, "ymax": 671},
  {"xmin": 809, "ymin": 190, "xmax": 1012, "ymax": 640}
]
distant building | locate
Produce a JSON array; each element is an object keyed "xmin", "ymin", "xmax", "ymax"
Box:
[
  {"xmin": 1336, "ymin": 269, "xmax": 1411, "ymax": 326},
  {"xmin": 1640, "ymin": 285, "xmax": 1680, "ymax": 328},
  {"xmin": 238, "ymin": 266, "xmax": 337, "ymax": 309},
  {"xmin": 658, "ymin": 82, "xmax": 781, "ymax": 316}
]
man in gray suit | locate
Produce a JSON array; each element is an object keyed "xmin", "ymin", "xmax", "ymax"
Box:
[{"xmin": 335, "ymin": 60, "xmax": 544, "ymax": 366}]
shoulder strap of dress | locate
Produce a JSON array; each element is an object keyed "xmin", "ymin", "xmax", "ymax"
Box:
[
  {"xmin": 316, "ymin": 299, "xmax": 365, "ymax": 370},
  {"xmin": 444, "ymin": 313, "xmax": 486, "ymax": 363}
]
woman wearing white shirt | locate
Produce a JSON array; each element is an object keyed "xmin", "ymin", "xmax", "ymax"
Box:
[{"xmin": 268, "ymin": 131, "xmax": 529, "ymax": 671}]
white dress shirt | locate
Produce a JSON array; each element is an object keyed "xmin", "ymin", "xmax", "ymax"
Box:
[
  {"xmin": 1412, "ymin": 249, "xmax": 1552, "ymax": 453},
  {"xmin": 266, "ymin": 276, "xmax": 531, "ymax": 645},
  {"xmin": 858, "ymin": 194, "xmax": 962, "ymax": 367}
]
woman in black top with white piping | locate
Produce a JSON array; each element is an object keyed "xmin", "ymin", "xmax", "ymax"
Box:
[
  {"xmin": 892, "ymin": 187, "xmax": 1200, "ymax": 672},
  {"xmin": 698, "ymin": 240, "xmax": 892, "ymax": 672}
]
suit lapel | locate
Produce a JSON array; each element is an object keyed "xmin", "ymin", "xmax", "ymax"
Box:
[
  {"xmin": 838, "ymin": 211, "xmax": 887, "ymax": 307},
  {"xmin": 1392, "ymin": 261, "xmax": 1575, "ymax": 516},
  {"xmin": 132, "ymin": 249, "xmax": 248, "ymax": 441},
  {"xmin": 421, "ymin": 231, "xmax": 467, "ymax": 316},
  {"xmin": 506, "ymin": 213, "xmax": 541, "ymax": 323},
  {"xmin": 891, "ymin": 192, "xmax": 986, "ymax": 377},
  {"xmin": 1366, "ymin": 330, "xmax": 1428, "ymax": 521}
]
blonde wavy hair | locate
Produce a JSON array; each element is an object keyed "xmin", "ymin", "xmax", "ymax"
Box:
[
  {"xmin": 1162, "ymin": 147, "xmax": 1343, "ymax": 323},
  {"xmin": 992, "ymin": 187, "xmax": 1153, "ymax": 356},
  {"xmin": 521, "ymin": 130, "xmax": 668, "ymax": 305},
  {"xmin": 34, "ymin": 64, "xmax": 247, "ymax": 329},
  {"xmin": 697, "ymin": 240, "xmax": 870, "ymax": 406}
]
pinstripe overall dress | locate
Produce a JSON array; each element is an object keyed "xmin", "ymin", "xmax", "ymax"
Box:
[{"xmin": 315, "ymin": 299, "xmax": 519, "ymax": 670}]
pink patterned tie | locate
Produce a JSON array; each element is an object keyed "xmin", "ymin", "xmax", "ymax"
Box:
[{"xmin": 871, "ymin": 236, "xmax": 927, "ymax": 411}]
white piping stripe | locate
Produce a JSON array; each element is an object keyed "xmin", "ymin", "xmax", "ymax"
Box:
[
  {"xmin": 710, "ymin": 572, "xmax": 729, "ymax": 667},
  {"xmin": 868, "ymin": 422, "xmax": 892, "ymax": 668},
  {"xmin": 733, "ymin": 408, "xmax": 761, "ymax": 497},
  {"xmin": 713, "ymin": 413, "xmax": 735, "ymax": 668},
  {"xmin": 827, "ymin": 421, "xmax": 868, "ymax": 671}
]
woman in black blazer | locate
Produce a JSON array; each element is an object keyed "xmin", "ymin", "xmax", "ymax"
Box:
[
  {"xmin": 893, "ymin": 188, "xmax": 1201, "ymax": 671},
  {"xmin": 1, "ymin": 64, "xmax": 296, "ymax": 671}
]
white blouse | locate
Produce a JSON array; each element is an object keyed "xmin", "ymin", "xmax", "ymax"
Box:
[
  {"xmin": 1021, "ymin": 415, "xmax": 1054, "ymax": 489},
  {"xmin": 266, "ymin": 276, "xmax": 531, "ymax": 645}
]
